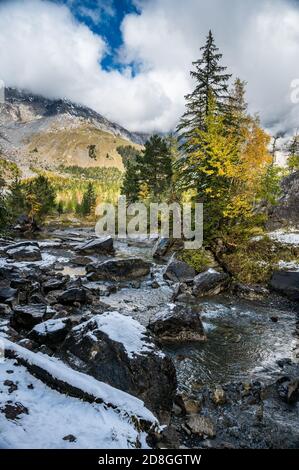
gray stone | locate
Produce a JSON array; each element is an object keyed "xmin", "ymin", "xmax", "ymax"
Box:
[
  {"xmin": 149, "ymin": 304, "xmax": 206, "ymax": 342},
  {"xmin": 86, "ymin": 258, "xmax": 151, "ymax": 282},
  {"xmin": 193, "ymin": 269, "xmax": 229, "ymax": 297},
  {"xmin": 269, "ymin": 271, "xmax": 299, "ymax": 302}
]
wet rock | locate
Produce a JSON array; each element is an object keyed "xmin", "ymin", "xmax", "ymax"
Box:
[
  {"xmin": 0, "ymin": 303, "xmax": 12, "ymax": 315},
  {"xmin": 148, "ymin": 304, "xmax": 206, "ymax": 343},
  {"xmin": 277, "ymin": 377, "xmax": 299, "ymax": 404},
  {"xmin": 42, "ymin": 277, "xmax": 68, "ymax": 294},
  {"xmin": 57, "ymin": 288, "xmax": 91, "ymax": 306},
  {"xmin": 232, "ymin": 283, "xmax": 269, "ymax": 300},
  {"xmin": 62, "ymin": 312, "xmax": 177, "ymax": 420},
  {"xmin": 11, "ymin": 304, "xmax": 47, "ymax": 329},
  {"xmin": 0, "ymin": 287, "xmax": 19, "ymax": 305},
  {"xmin": 152, "ymin": 238, "xmax": 173, "ymax": 259},
  {"xmin": 212, "ymin": 386, "xmax": 226, "ymax": 405},
  {"xmin": 269, "ymin": 271, "xmax": 299, "ymax": 302},
  {"xmin": 163, "ymin": 256, "xmax": 196, "ymax": 283},
  {"xmin": 182, "ymin": 397, "xmax": 202, "ymax": 415},
  {"xmin": 192, "ymin": 269, "xmax": 230, "ymax": 297},
  {"xmin": 185, "ymin": 415, "xmax": 216, "ymax": 438},
  {"xmin": 76, "ymin": 237, "xmax": 114, "ymax": 255},
  {"xmin": 71, "ymin": 256, "xmax": 93, "ymax": 266},
  {"xmin": 29, "ymin": 318, "xmax": 70, "ymax": 347},
  {"xmin": 5, "ymin": 242, "xmax": 42, "ymax": 262},
  {"xmin": 86, "ymin": 258, "xmax": 151, "ymax": 282}
]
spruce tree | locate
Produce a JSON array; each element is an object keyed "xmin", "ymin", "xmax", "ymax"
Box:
[
  {"xmin": 178, "ymin": 30, "xmax": 232, "ymax": 148},
  {"xmin": 137, "ymin": 134, "xmax": 173, "ymax": 199},
  {"xmin": 121, "ymin": 159, "xmax": 140, "ymax": 203},
  {"xmin": 79, "ymin": 182, "xmax": 97, "ymax": 216}
]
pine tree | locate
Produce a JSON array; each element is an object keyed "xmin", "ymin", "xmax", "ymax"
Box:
[
  {"xmin": 79, "ymin": 182, "xmax": 97, "ymax": 216},
  {"xmin": 24, "ymin": 175, "xmax": 56, "ymax": 221},
  {"xmin": 137, "ymin": 134, "xmax": 173, "ymax": 199},
  {"xmin": 178, "ymin": 30, "xmax": 232, "ymax": 148},
  {"xmin": 121, "ymin": 159, "xmax": 140, "ymax": 203}
]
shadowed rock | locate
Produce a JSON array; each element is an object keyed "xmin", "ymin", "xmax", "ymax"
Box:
[
  {"xmin": 192, "ymin": 269, "xmax": 230, "ymax": 297},
  {"xmin": 148, "ymin": 304, "xmax": 206, "ymax": 343},
  {"xmin": 86, "ymin": 258, "xmax": 151, "ymax": 282}
]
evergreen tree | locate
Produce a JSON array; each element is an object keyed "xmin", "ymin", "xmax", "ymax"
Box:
[
  {"xmin": 121, "ymin": 135, "xmax": 173, "ymax": 202},
  {"xmin": 137, "ymin": 134, "xmax": 173, "ymax": 198},
  {"xmin": 178, "ymin": 30, "xmax": 232, "ymax": 147},
  {"xmin": 6, "ymin": 178, "xmax": 26, "ymax": 220},
  {"xmin": 79, "ymin": 182, "xmax": 97, "ymax": 216},
  {"xmin": 121, "ymin": 159, "xmax": 140, "ymax": 203},
  {"xmin": 24, "ymin": 175, "xmax": 56, "ymax": 221}
]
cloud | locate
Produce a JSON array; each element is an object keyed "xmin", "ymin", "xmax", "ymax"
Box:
[{"xmin": 0, "ymin": 0, "xmax": 298, "ymax": 133}]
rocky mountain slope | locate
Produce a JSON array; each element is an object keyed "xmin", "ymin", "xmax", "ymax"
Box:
[
  {"xmin": 267, "ymin": 171, "xmax": 299, "ymax": 230},
  {"xmin": 0, "ymin": 88, "xmax": 145, "ymax": 177}
]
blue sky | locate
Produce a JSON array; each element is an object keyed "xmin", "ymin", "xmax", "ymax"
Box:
[{"xmin": 54, "ymin": 0, "xmax": 138, "ymax": 69}]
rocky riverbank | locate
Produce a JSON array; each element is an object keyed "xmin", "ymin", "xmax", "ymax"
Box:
[{"xmin": 0, "ymin": 227, "xmax": 298, "ymax": 449}]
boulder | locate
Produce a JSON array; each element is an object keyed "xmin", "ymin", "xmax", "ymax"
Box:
[
  {"xmin": 192, "ymin": 269, "xmax": 229, "ymax": 297},
  {"xmin": 57, "ymin": 288, "xmax": 91, "ymax": 305},
  {"xmin": 29, "ymin": 318, "xmax": 70, "ymax": 347},
  {"xmin": 269, "ymin": 271, "xmax": 299, "ymax": 302},
  {"xmin": 62, "ymin": 312, "xmax": 177, "ymax": 420},
  {"xmin": 185, "ymin": 415, "xmax": 216, "ymax": 438},
  {"xmin": 0, "ymin": 303, "xmax": 12, "ymax": 315},
  {"xmin": 13, "ymin": 215, "xmax": 40, "ymax": 233},
  {"xmin": 86, "ymin": 258, "xmax": 151, "ymax": 282},
  {"xmin": 148, "ymin": 304, "xmax": 206, "ymax": 342},
  {"xmin": 152, "ymin": 238, "xmax": 173, "ymax": 259},
  {"xmin": 71, "ymin": 256, "xmax": 93, "ymax": 266},
  {"xmin": 76, "ymin": 237, "xmax": 114, "ymax": 255},
  {"xmin": 164, "ymin": 256, "xmax": 196, "ymax": 282},
  {"xmin": 0, "ymin": 287, "xmax": 19, "ymax": 305},
  {"xmin": 6, "ymin": 242, "xmax": 42, "ymax": 262},
  {"xmin": 11, "ymin": 304, "xmax": 47, "ymax": 329},
  {"xmin": 42, "ymin": 277, "xmax": 68, "ymax": 294}
]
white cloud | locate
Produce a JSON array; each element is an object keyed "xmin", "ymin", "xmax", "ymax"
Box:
[{"xmin": 0, "ymin": 0, "xmax": 299, "ymax": 133}]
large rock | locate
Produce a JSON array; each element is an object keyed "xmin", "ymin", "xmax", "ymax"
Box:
[
  {"xmin": 11, "ymin": 304, "xmax": 47, "ymax": 329},
  {"xmin": 267, "ymin": 171, "xmax": 299, "ymax": 230},
  {"xmin": 62, "ymin": 312, "xmax": 177, "ymax": 420},
  {"xmin": 29, "ymin": 318, "xmax": 70, "ymax": 347},
  {"xmin": 149, "ymin": 304, "xmax": 206, "ymax": 342},
  {"xmin": 164, "ymin": 256, "xmax": 196, "ymax": 282},
  {"xmin": 5, "ymin": 242, "xmax": 42, "ymax": 262},
  {"xmin": 76, "ymin": 237, "xmax": 114, "ymax": 255},
  {"xmin": 86, "ymin": 258, "xmax": 151, "ymax": 282},
  {"xmin": 192, "ymin": 269, "xmax": 229, "ymax": 297},
  {"xmin": 269, "ymin": 271, "xmax": 299, "ymax": 302},
  {"xmin": 0, "ymin": 287, "xmax": 19, "ymax": 305},
  {"xmin": 152, "ymin": 238, "xmax": 173, "ymax": 259},
  {"xmin": 42, "ymin": 277, "xmax": 68, "ymax": 294},
  {"xmin": 57, "ymin": 288, "xmax": 92, "ymax": 305}
]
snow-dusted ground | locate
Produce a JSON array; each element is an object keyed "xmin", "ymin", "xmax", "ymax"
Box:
[
  {"xmin": 0, "ymin": 360, "xmax": 149, "ymax": 449},
  {"xmin": 268, "ymin": 230, "xmax": 299, "ymax": 246},
  {"xmin": 0, "ymin": 340, "xmax": 157, "ymax": 449}
]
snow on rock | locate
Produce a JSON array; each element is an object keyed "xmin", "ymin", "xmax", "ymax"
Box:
[
  {"xmin": 0, "ymin": 358, "xmax": 153, "ymax": 449},
  {"xmin": 74, "ymin": 311, "xmax": 158, "ymax": 359},
  {"xmin": 267, "ymin": 231, "xmax": 299, "ymax": 246},
  {"xmin": 2, "ymin": 338, "xmax": 157, "ymax": 426}
]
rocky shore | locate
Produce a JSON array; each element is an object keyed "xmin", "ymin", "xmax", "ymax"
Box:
[{"xmin": 0, "ymin": 227, "xmax": 298, "ymax": 449}]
